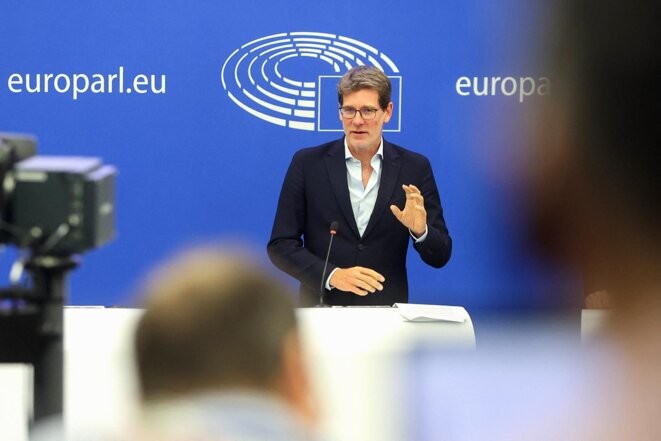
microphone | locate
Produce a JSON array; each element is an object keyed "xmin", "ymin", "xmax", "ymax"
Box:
[{"xmin": 319, "ymin": 221, "xmax": 339, "ymax": 306}]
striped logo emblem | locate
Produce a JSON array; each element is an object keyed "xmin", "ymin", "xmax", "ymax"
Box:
[{"xmin": 221, "ymin": 32, "xmax": 401, "ymax": 132}]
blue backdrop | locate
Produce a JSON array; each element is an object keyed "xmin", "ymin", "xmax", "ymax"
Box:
[{"xmin": 0, "ymin": 0, "xmax": 577, "ymax": 310}]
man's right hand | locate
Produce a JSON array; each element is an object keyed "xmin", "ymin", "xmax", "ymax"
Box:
[{"xmin": 329, "ymin": 267, "xmax": 385, "ymax": 296}]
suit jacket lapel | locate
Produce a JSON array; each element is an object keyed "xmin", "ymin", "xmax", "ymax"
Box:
[
  {"xmin": 324, "ymin": 139, "xmax": 361, "ymax": 238},
  {"xmin": 363, "ymin": 140, "xmax": 401, "ymax": 239}
]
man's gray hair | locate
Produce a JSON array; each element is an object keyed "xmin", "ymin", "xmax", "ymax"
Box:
[{"xmin": 337, "ymin": 66, "xmax": 392, "ymax": 110}]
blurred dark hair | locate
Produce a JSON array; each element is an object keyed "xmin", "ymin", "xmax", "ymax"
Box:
[
  {"xmin": 552, "ymin": 0, "xmax": 660, "ymax": 234},
  {"xmin": 134, "ymin": 248, "xmax": 297, "ymax": 401}
]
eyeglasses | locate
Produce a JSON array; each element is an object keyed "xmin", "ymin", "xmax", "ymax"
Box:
[{"xmin": 339, "ymin": 107, "xmax": 380, "ymax": 120}]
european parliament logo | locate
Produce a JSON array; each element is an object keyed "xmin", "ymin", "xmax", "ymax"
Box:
[{"xmin": 221, "ymin": 32, "xmax": 402, "ymax": 132}]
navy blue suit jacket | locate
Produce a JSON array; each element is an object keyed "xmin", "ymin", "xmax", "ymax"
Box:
[{"xmin": 267, "ymin": 138, "xmax": 452, "ymax": 306}]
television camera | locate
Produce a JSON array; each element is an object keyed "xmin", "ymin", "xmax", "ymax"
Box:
[{"xmin": 0, "ymin": 132, "xmax": 117, "ymax": 421}]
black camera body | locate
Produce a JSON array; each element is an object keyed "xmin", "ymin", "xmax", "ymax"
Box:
[
  {"xmin": 0, "ymin": 133, "xmax": 116, "ymax": 256},
  {"xmin": 0, "ymin": 132, "xmax": 117, "ymax": 421}
]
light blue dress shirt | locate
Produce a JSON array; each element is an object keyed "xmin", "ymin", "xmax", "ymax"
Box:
[{"xmin": 345, "ymin": 139, "xmax": 383, "ymax": 237}]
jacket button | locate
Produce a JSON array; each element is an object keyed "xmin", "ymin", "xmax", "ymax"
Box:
[{"xmin": 357, "ymin": 243, "xmax": 364, "ymax": 251}]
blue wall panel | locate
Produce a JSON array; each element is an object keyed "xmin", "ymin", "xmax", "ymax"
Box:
[{"xmin": 0, "ymin": 1, "xmax": 577, "ymax": 310}]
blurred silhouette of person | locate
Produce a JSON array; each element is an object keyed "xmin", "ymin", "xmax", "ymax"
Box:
[
  {"xmin": 523, "ymin": 0, "xmax": 660, "ymax": 437},
  {"xmin": 405, "ymin": 1, "xmax": 659, "ymax": 440},
  {"xmin": 132, "ymin": 247, "xmax": 319, "ymax": 441},
  {"xmin": 532, "ymin": 0, "xmax": 659, "ymax": 344}
]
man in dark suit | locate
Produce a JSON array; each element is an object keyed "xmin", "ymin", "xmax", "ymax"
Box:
[{"xmin": 268, "ymin": 66, "xmax": 451, "ymax": 306}]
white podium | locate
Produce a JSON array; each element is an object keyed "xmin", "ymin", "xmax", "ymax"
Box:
[{"xmin": 298, "ymin": 307, "xmax": 475, "ymax": 441}]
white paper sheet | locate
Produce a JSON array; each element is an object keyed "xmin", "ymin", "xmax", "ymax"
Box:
[{"xmin": 394, "ymin": 303, "xmax": 469, "ymax": 322}]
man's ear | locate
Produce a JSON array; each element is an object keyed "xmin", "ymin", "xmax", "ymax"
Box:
[
  {"xmin": 277, "ymin": 330, "xmax": 318, "ymax": 426},
  {"xmin": 384, "ymin": 101, "xmax": 394, "ymax": 123}
]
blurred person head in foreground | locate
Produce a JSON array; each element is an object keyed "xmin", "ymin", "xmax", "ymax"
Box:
[
  {"xmin": 525, "ymin": 0, "xmax": 660, "ymax": 437},
  {"xmin": 531, "ymin": 0, "xmax": 660, "ymax": 334},
  {"xmin": 408, "ymin": 3, "xmax": 659, "ymax": 441},
  {"xmin": 133, "ymin": 247, "xmax": 318, "ymax": 440}
]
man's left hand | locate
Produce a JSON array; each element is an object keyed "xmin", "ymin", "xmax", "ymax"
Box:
[{"xmin": 390, "ymin": 184, "xmax": 427, "ymax": 236}]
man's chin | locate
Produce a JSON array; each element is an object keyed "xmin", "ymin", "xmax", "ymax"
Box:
[{"xmin": 348, "ymin": 138, "xmax": 377, "ymax": 152}]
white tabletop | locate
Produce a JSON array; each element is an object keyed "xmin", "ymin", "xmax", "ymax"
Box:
[{"xmin": 1, "ymin": 306, "xmax": 476, "ymax": 441}]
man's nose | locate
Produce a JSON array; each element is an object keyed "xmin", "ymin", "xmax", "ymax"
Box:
[{"xmin": 352, "ymin": 112, "xmax": 365, "ymax": 124}]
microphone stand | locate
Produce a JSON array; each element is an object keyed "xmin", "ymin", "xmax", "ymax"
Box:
[{"xmin": 318, "ymin": 222, "xmax": 338, "ymax": 307}]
